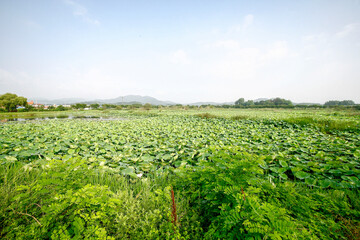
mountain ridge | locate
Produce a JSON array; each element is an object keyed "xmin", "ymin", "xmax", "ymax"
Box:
[
  {"xmin": 29, "ymin": 95, "xmax": 325, "ymax": 106},
  {"xmin": 31, "ymin": 95, "xmax": 176, "ymax": 105}
]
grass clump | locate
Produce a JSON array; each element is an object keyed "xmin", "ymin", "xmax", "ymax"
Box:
[
  {"xmin": 170, "ymin": 146, "xmax": 360, "ymax": 239},
  {"xmin": 0, "ymin": 158, "xmax": 201, "ymax": 239},
  {"xmin": 231, "ymin": 115, "xmax": 250, "ymax": 120},
  {"xmin": 283, "ymin": 117, "xmax": 359, "ymax": 133},
  {"xmin": 56, "ymin": 114, "xmax": 69, "ymax": 119},
  {"xmin": 195, "ymin": 113, "xmax": 217, "ymax": 119}
]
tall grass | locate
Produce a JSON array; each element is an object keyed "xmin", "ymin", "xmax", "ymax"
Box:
[
  {"xmin": 195, "ymin": 113, "xmax": 217, "ymax": 119},
  {"xmin": 0, "ymin": 159, "xmax": 200, "ymax": 239},
  {"xmin": 283, "ymin": 117, "xmax": 359, "ymax": 133}
]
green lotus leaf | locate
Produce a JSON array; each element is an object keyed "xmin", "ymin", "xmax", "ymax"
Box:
[
  {"xmin": 279, "ymin": 160, "xmax": 288, "ymax": 168},
  {"xmin": 294, "ymin": 171, "xmax": 310, "ymax": 179},
  {"xmin": 68, "ymin": 149, "xmax": 75, "ymax": 155},
  {"xmin": 279, "ymin": 173, "xmax": 288, "ymax": 180}
]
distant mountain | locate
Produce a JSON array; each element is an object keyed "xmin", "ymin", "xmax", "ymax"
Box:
[
  {"xmin": 89, "ymin": 95, "xmax": 175, "ymax": 105},
  {"xmin": 30, "ymin": 96, "xmax": 322, "ymax": 106},
  {"xmin": 187, "ymin": 101, "xmax": 234, "ymax": 106},
  {"xmin": 32, "ymin": 95, "xmax": 176, "ymax": 106},
  {"xmin": 94, "ymin": 95, "xmax": 176, "ymax": 105}
]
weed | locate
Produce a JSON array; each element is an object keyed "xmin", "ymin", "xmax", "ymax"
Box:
[
  {"xmin": 195, "ymin": 113, "xmax": 217, "ymax": 119},
  {"xmin": 56, "ymin": 114, "xmax": 69, "ymax": 118},
  {"xmin": 231, "ymin": 115, "xmax": 249, "ymax": 120}
]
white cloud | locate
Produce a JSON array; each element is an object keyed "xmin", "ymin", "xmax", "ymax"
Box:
[
  {"xmin": 207, "ymin": 39, "xmax": 289, "ymax": 62},
  {"xmin": 170, "ymin": 50, "xmax": 191, "ymax": 64},
  {"xmin": 230, "ymin": 14, "xmax": 254, "ymax": 32},
  {"xmin": 243, "ymin": 14, "xmax": 254, "ymax": 30},
  {"xmin": 213, "ymin": 40, "xmax": 239, "ymax": 49},
  {"xmin": 202, "ymin": 39, "xmax": 291, "ymax": 84},
  {"xmin": 336, "ymin": 23, "xmax": 359, "ymax": 38},
  {"xmin": 263, "ymin": 41, "xmax": 289, "ymax": 60},
  {"xmin": 63, "ymin": 0, "xmax": 100, "ymax": 25},
  {"xmin": 302, "ymin": 34, "xmax": 325, "ymax": 43}
]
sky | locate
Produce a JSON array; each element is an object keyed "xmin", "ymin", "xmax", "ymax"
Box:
[{"xmin": 0, "ymin": 0, "xmax": 359, "ymax": 104}]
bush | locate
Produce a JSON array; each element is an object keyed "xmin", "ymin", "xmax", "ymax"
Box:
[
  {"xmin": 0, "ymin": 158, "xmax": 201, "ymax": 239},
  {"xmin": 171, "ymin": 146, "xmax": 360, "ymax": 239},
  {"xmin": 283, "ymin": 117, "xmax": 359, "ymax": 133},
  {"xmin": 195, "ymin": 113, "xmax": 217, "ymax": 119},
  {"xmin": 231, "ymin": 115, "xmax": 249, "ymax": 120}
]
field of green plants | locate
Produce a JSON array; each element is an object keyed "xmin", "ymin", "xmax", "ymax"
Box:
[{"xmin": 1, "ymin": 108, "xmax": 360, "ymax": 239}]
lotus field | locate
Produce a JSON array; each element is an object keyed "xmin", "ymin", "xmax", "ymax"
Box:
[{"xmin": 1, "ymin": 109, "xmax": 360, "ymax": 239}]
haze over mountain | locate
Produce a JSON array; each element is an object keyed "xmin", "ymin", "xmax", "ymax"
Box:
[
  {"xmin": 32, "ymin": 95, "xmax": 176, "ymax": 106},
  {"xmin": 29, "ymin": 95, "xmax": 330, "ymax": 106},
  {"xmin": 93, "ymin": 95, "xmax": 176, "ymax": 105}
]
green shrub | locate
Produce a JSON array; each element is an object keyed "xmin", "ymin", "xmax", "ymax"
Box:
[
  {"xmin": 1, "ymin": 159, "xmax": 201, "ymax": 239},
  {"xmin": 195, "ymin": 113, "xmax": 217, "ymax": 119},
  {"xmin": 231, "ymin": 115, "xmax": 249, "ymax": 120},
  {"xmin": 172, "ymin": 146, "xmax": 360, "ymax": 239},
  {"xmin": 283, "ymin": 117, "xmax": 359, "ymax": 133}
]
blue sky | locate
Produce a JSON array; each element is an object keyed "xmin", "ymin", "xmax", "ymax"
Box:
[{"xmin": 0, "ymin": 0, "xmax": 359, "ymax": 103}]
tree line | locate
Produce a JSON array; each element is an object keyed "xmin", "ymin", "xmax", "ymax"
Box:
[
  {"xmin": 0, "ymin": 93, "xmax": 358, "ymax": 112},
  {"xmin": 0, "ymin": 93, "xmax": 158, "ymax": 112},
  {"xmin": 235, "ymin": 97, "xmax": 293, "ymax": 107},
  {"xmin": 234, "ymin": 97, "xmax": 358, "ymax": 108},
  {"xmin": 324, "ymin": 100, "xmax": 355, "ymax": 106}
]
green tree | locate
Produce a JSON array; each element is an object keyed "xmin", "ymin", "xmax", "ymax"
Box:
[
  {"xmin": 0, "ymin": 93, "xmax": 28, "ymax": 112},
  {"xmin": 72, "ymin": 103, "xmax": 87, "ymax": 109},
  {"xmin": 56, "ymin": 105, "xmax": 66, "ymax": 111},
  {"xmin": 102, "ymin": 104, "xmax": 116, "ymax": 109},
  {"xmin": 143, "ymin": 103, "xmax": 152, "ymax": 110},
  {"xmin": 244, "ymin": 100, "xmax": 254, "ymax": 106},
  {"xmin": 272, "ymin": 97, "xmax": 293, "ymax": 106},
  {"xmin": 90, "ymin": 103, "xmax": 100, "ymax": 109},
  {"xmin": 235, "ymin": 98, "xmax": 245, "ymax": 105},
  {"xmin": 325, "ymin": 100, "xmax": 355, "ymax": 106}
]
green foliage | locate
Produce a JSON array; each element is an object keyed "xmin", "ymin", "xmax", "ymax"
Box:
[
  {"xmin": 195, "ymin": 113, "xmax": 217, "ymax": 119},
  {"xmin": 1, "ymin": 109, "xmax": 359, "ymax": 239},
  {"xmin": 1, "ymin": 159, "xmax": 201, "ymax": 239},
  {"xmin": 231, "ymin": 115, "xmax": 250, "ymax": 120},
  {"xmin": 325, "ymin": 100, "xmax": 355, "ymax": 106},
  {"xmin": 143, "ymin": 103, "xmax": 152, "ymax": 110},
  {"xmin": 90, "ymin": 103, "xmax": 100, "ymax": 109},
  {"xmin": 172, "ymin": 147, "xmax": 308, "ymax": 239},
  {"xmin": 0, "ymin": 93, "xmax": 28, "ymax": 112},
  {"xmin": 283, "ymin": 117, "xmax": 360, "ymax": 133},
  {"xmin": 235, "ymin": 98, "xmax": 245, "ymax": 105},
  {"xmin": 1, "ymin": 113, "xmax": 359, "ymax": 188},
  {"xmin": 72, "ymin": 103, "xmax": 87, "ymax": 109},
  {"xmin": 235, "ymin": 97, "xmax": 293, "ymax": 107},
  {"xmin": 102, "ymin": 104, "xmax": 117, "ymax": 109},
  {"xmin": 172, "ymin": 146, "xmax": 360, "ymax": 239},
  {"xmin": 56, "ymin": 105, "xmax": 67, "ymax": 111}
]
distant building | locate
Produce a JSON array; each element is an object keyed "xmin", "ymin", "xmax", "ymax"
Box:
[
  {"xmin": 28, "ymin": 100, "xmax": 34, "ymax": 105},
  {"xmin": 33, "ymin": 104, "xmax": 44, "ymax": 108}
]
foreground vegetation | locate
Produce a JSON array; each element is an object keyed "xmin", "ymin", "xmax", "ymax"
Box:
[{"xmin": 1, "ymin": 109, "xmax": 359, "ymax": 239}]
